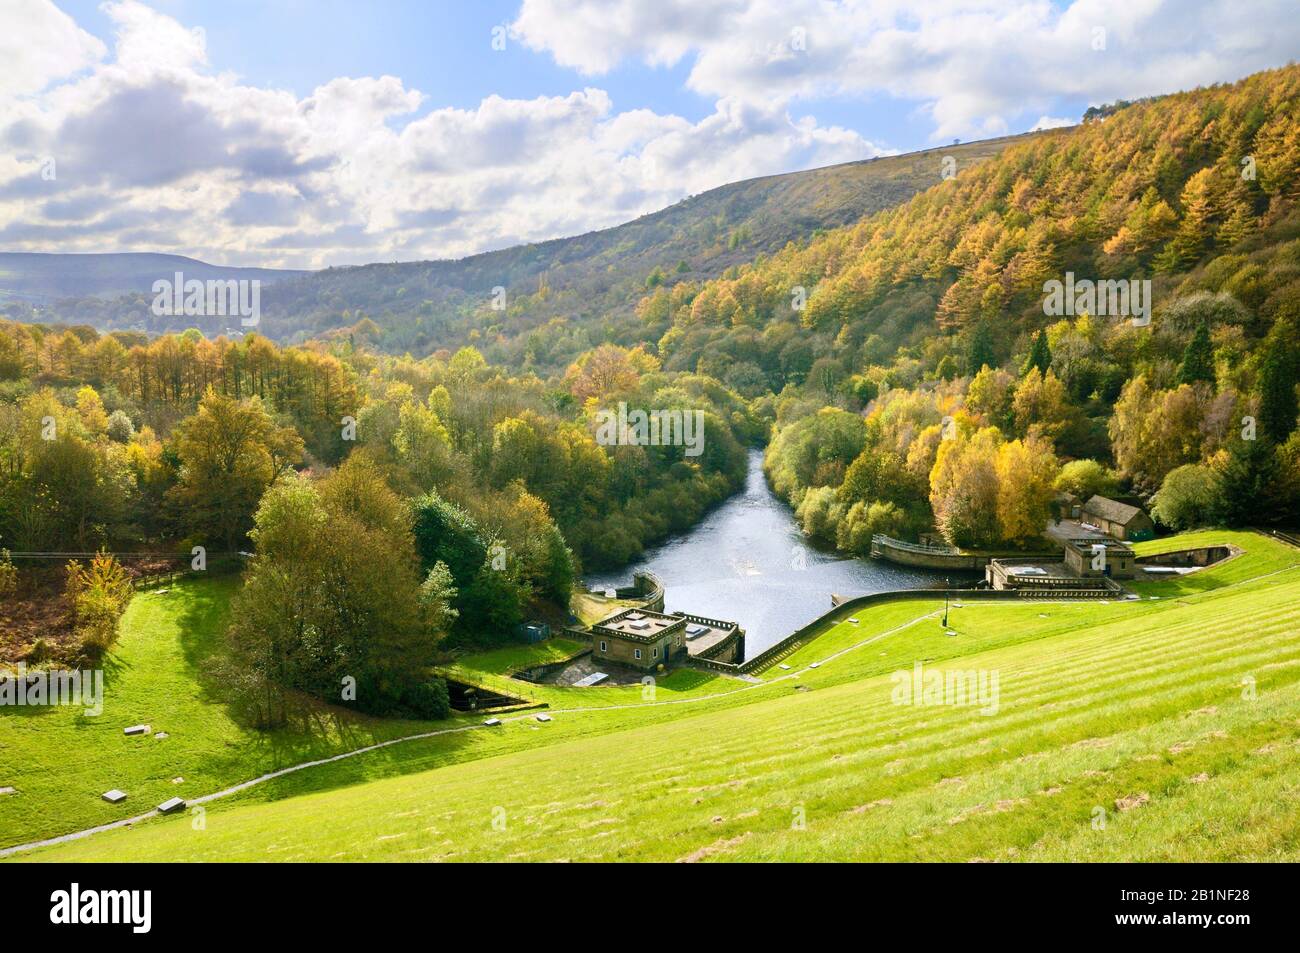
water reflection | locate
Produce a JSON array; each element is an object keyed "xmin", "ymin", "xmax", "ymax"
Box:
[{"xmin": 587, "ymin": 449, "xmax": 967, "ymax": 659}]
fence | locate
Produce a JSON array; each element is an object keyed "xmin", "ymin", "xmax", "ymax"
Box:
[
  {"xmin": 4, "ymin": 551, "xmax": 247, "ymax": 589},
  {"xmin": 684, "ymin": 583, "xmax": 1125, "ymax": 678},
  {"xmin": 1267, "ymin": 529, "xmax": 1300, "ymax": 549},
  {"xmin": 870, "ymin": 534, "xmax": 960, "ymax": 555}
]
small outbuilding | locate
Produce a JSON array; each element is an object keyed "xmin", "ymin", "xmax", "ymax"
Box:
[
  {"xmin": 1081, "ymin": 495, "xmax": 1155, "ymax": 541},
  {"xmin": 1063, "ymin": 538, "xmax": 1137, "ymax": 579},
  {"xmin": 516, "ymin": 621, "xmax": 551, "ymax": 644},
  {"xmin": 588, "ymin": 608, "xmax": 743, "ymax": 670},
  {"xmin": 589, "ymin": 609, "xmax": 687, "ymax": 670}
]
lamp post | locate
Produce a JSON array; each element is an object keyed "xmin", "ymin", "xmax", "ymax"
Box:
[{"xmin": 942, "ymin": 576, "xmax": 950, "ymax": 628}]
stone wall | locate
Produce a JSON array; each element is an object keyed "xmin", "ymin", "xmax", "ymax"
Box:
[
  {"xmin": 686, "ymin": 584, "xmax": 1123, "ymax": 677},
  {"xmin": 870, "ymin": 535, "xmax": 1056, "ymax": 571},
  {"xmin": 612, "ymin": 571, "xmax": 665, "ymax": 612}
]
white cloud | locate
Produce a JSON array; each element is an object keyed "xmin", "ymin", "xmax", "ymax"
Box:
[
  {"xmin": 1031, "ymin": 116, "xmax": 1075, "ymax": 131},
  {"xmin": 513, "ymin": 0, "xmax": 1300, "ymax": 140},
  {"xmin": 0, "ymin": 1, "xmax": 886, "ymax": 268},
  {"xmin": 511, "ymin": 0, "xmax": 743, "ymax": 74},
  {"xmin": 106, "ymin": 0, "xmax": 208, "ymax": 73},
  {"xmin": 3, "ymin": 0, "xmax": 1296, "ymax": 267},
  {"xmin": 0, "ymin": 0, "xmax": 104, "ymax": 97}
]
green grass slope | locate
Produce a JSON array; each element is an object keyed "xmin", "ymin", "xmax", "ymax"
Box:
[
  {"xmin": 0, "ymin": 578, "xmax": 434, "ymax": 847},
  {"xmin": 9, "ymin": 530, "xmax": 1297, "ymax": 862},
  {"xmin": 0, "ymin": 575, "xmax": 761, "ymax": 849}
]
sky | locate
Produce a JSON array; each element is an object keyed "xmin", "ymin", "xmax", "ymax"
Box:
[{"xmin": 1, "ymin": 0, "xmax": 1298, "ymax": 269}]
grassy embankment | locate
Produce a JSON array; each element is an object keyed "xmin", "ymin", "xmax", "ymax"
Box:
[{"xmin": 5, "ymin": 529, "xmax": 1296, "ymax": 861}]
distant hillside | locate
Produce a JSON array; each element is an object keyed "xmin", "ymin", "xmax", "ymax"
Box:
[
  {"xmin": 647, "ymin": 63, "xmax": 1300, "ymax": 385},
  {"xmin": 0, "ymin": 252, "xmax": 305, "ymax": 303},
  {"xmin": 10, "ymin": 134, "xmax": 1030, "ymax": 361}
]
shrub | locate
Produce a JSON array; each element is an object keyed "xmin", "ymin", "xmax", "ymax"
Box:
[
  {"xmin": 836, "ymin": 500, "xmax": 907, "ymax": 554},
  {"xmin": 66, "ymin": 553, "xmax": 133, "ymax": 656},
  {"xmin": 0, "ymin": 549, "xmax": 16, "ymax": 599},
  {"xmin": 402, "ymin": 678, "xmax": 451, "ymax": 720},
  {"xmin": 1151, "ymin": 464, "xmax": 1223, "ymax": 529},
  {"xmin": 795, "ymin": 485, "xmax": 839, "ymax": 542},
  {"xmin": 106, "ymin": 409, "xmax": 135, "ymax": 443},
  {"xmin": 1054, "ymin": 459, "xmax": 1119, "ymax": 500}
]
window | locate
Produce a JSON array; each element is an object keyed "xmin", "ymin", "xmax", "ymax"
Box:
[
  {"xmin": 652, "ymin": 647, "xmax": 658, "ymax": 659},
  {"xmin": 599, "ymin": 640, "xmax": 607, "ymax": 652},
  {"xmin": 634, "ymin": 649, "xmax": 642, "ymax": 660}
]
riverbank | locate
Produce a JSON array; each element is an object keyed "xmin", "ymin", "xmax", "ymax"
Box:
[{"xmin": 586, "ymin": 449, "xmax": 972, "ymax": 660}]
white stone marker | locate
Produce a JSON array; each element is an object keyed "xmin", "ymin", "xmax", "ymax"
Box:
[
  {"xmin": 157, "ymin": 797, "xmax": 186, "ymax": 814},
  {"xmin": 123, "ymin": 724, "xmax": 150, "ymax": 735},
  {"xmin": 102, "ymin": 790, "xmax": 127, "ymax": 804},
  {"xmin": 483, "ymin": 718, "xmax": 502, "ymax": 726},
  {"xmin": 535, "ymin": 713, "xmax": 552, "ymax": 722}
]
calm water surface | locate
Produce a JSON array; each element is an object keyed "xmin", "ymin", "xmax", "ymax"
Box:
[{"xmin": 587, "ymin": 449, "xmax": 964, "ymax": 660}]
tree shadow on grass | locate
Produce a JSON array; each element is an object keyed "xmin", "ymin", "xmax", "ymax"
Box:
[
  {"xmin": 160, "ymin": 576, "xmax": 477, "ymax": 800},
  {"xmin": 186, "ymin": 698, "xmax": 481, "ymax": 814},
  {"xmin": 171, "ymin": 577, "xmax": 237, "ymax": 680},
  {"xmin": 0, "ymin": 649, "xmax": 127, "ymax": 720}
]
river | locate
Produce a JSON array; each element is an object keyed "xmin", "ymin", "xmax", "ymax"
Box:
[{"xmin": 586, "ymin": 449, "xmax": 964, "ymax": 661}]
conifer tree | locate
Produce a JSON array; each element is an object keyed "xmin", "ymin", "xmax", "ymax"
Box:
[
  {"xmin": 1257, "ymin": 320, "xmax": 1298, "ymax": 443},
  {"xmin": 1178, "ymin": 321, "xmax": 1215, "ymax": 385},
  {"xmin": 967, "ymin": 320, "xmax": 996, "ymax": 375},
  {"xmin": 1022, "ymin": 329, "xmax": 1052, "ymax": 378}
]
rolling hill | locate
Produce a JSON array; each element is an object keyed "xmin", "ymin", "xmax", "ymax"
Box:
[
  {"xmin": 6, "ymin": 134, "xmax": 1032, "ymax": 360},
  {"xmin": 0, "ymin": 252, "xmax": 305, "ymax": 304}
]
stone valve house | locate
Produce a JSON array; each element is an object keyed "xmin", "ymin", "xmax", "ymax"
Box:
[
  {"xmin": 588, "ymin": 608, "xmax": 742, "ymax": 670},
  {"xmin": 1063, "ymin": 537, "xmax": 1137, "ymax": 579}
]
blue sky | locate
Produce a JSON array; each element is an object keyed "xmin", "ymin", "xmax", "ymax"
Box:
[
  {"xmin": 53, "ymin": 0, "xmax": 1052, "ymax": 151},
  {"xmin": 55, "ymin": 1, "xmax": 716, "ymax": 118},
  {"xmin": 2, "ymin": 1, "xmax": 1297, "ymax": 267}
]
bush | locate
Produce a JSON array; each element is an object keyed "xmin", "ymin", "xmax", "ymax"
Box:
[
  {"xmin": 836, "ymin": 500, "xmax": 907, "ymax": 554},
  {"xmin": 0, "ymin": 550, "xmax": 16, "ymax": 600},
  {"xmin": 106, "ymin": 410, "xmax": 135, "ymax": 443},
  {"xmin": 795, "ymin": 485, "xmax": 839, "ymax": 542},
  {"xmin": 1151, "ymin": 464, "xmax": 1223, "ymax": 529},
  {"xmin": 66, "ymin": 553, "xmax": 132, "ymax": 656},
  {"xmin": 402, "ymin": 678, "xmax": 451, "ymax": 720},
  {"xmin": 1054, "ymin": 459, "xmax": 1118, "ymax": 500}
]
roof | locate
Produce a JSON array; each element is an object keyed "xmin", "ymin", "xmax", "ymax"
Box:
[
  {"xmin": 1064, "ymin": 537, "xmax": 1135, "ymax": 556},
  {"xmin": 1082, "ymin": 495, "xmax": 1147, "ymax": 526},
  {"xmin": 592, "ymin": 608, "xmax": 683, "ymax": 640}
]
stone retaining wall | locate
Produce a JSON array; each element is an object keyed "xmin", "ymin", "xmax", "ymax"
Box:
[
  {"xmin": 685, "ymin": 584, "xmax": 1124, "ymax": 677},
  {"xmin": 870, "ymin": 534, "xmax": 1056, "ymax": 570}
]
